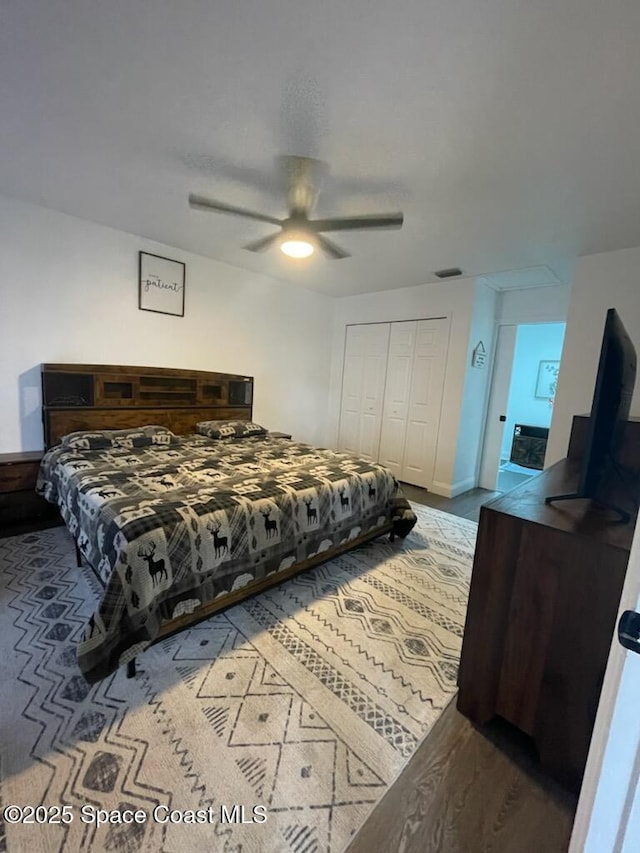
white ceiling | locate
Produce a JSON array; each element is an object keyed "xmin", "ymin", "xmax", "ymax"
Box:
[{"xmin": 1, "ymin": 0, "xmax": 639, "ymax": 297}]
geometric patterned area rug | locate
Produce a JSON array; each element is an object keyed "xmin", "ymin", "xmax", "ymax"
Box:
[{"xmin": 0, "ymin": 504, "xmax": 477, "ymax": 853}]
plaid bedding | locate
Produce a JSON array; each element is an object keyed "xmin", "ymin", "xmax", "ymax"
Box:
[{"xmin": 37, "ymin": 435, "xmax": 417, "ymax": 682}]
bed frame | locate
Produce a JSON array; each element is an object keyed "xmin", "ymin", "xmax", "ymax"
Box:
[{"xmin": 42, "ymin": 363, "xmax": 394, "ymax": 678}]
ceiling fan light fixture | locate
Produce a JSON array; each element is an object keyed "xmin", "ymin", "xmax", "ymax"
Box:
[{"xmin": 280, "ymin": 232, "xmax": 315, "ymax": 259}]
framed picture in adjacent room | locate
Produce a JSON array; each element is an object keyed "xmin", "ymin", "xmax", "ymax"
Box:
[
  {"xmin": 139, "ymin": 251, "xmax": 186, "ymax": 317},
  {"xmin": 535, "ymin": 360, "xmax": 560, "ymax": 399}
]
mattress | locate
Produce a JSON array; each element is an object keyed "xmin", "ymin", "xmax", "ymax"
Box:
[{"xmin": 37, "ymin": 434, "xmax": 416, "ymax": 682}]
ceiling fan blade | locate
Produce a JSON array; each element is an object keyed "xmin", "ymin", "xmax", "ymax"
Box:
[
  {"xmin": 189, "ymin": 194, "xmax": 282, "ymax": 226},
  {"xmin": 243, "ymin": 232, "xmax": 282, "ymax": 253},
  {"xmin": 310, "ymin": 212, "xmax": 404, "ymax": 232},
  {"xmin": 316, "ymin": 233, "xmax": 350, "ymax": 260}
]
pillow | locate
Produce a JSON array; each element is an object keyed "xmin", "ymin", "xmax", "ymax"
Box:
[
  {"xmin": 196, "ymin": 420, "xmax": 267, "ymax": 440},
  {"xmin": 61, "ymin": 425, "xmax": 176, "ymax": 450},
  {"xmin": 59, "ymin": 431, "xmax": 112, "ymax": 450}
]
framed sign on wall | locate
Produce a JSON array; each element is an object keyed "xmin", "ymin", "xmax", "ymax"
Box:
[
  {"xmin": 139, "ymin": 251, "xmax": 186, "ymax": 317},
  {"xmin": 535, "ymin": 360, "xmax": 560, "ymax": 399}
]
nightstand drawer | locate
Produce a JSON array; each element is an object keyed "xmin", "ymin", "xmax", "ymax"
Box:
[{"xmin": 0, "ymin": 460, "xmax": 41, "ymax": 493}]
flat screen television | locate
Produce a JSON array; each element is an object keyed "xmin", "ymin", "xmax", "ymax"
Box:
[{"xmin": 545, "ymin": 307, "xmax": 637, "ymax": 522}]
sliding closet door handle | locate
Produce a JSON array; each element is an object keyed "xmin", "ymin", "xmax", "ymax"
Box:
[{"xmin": 618, "ymin": 611, "xmax": 640, "ymax": 654}]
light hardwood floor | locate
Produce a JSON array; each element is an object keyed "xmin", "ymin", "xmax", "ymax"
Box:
[{"xmin": 347, "ymin": 484, "xmax": 577, "ymax": 853}]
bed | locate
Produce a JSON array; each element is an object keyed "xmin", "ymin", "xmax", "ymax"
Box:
[{"xmin": 37, "ymin": 363, "xmax": 417, "ymax": 682}]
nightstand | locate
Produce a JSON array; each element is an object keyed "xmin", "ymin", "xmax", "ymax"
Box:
[
  {"xmin": 269, "ymin": 432, "xmax": 292, "ymax": 440},
  {"xmin": 0, "ymin": 451, "xmax": 61, "ymax": 537}
]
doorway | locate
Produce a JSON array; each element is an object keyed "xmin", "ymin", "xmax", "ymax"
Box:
[{"xmin": 479, "ymin": 322, "xmax": 566, "ymax": 492}]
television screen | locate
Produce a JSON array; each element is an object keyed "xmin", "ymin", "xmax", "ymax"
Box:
[
  {"xmin": 545, "ymin": 307, "xmax": 637, "ymax": 522},
  {"xmin": 580, "ymin": 308, "xmax": 636, "ymax": 497}
]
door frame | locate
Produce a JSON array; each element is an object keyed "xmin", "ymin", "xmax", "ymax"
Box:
[
  {"xmin": 477, "ymin": 323, "xmax": 517, "ymax": 490},
  {"xmin": 477, "ymin": 319, "xmax": 567, "ymax": 490},
  {"xmin": 570, "ymin": 515, "xmax": 640, "ymax": 851}
]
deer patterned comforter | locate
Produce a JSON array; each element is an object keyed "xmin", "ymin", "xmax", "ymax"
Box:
[{"xmin": 37, "ymin": 435, "xmax": 417, "ymax": 682}]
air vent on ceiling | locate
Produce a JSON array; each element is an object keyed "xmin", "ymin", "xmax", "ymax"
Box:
[{"xmin": 434, "ymin": 267, "xmax": 462, "ymax": 279}]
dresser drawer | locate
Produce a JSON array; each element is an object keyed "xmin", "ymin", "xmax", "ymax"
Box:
[{"xmin": 0, "ymin": 460, "xmax": 41, "ymax": 493}]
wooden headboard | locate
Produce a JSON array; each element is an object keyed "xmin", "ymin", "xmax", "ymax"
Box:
[{"xmin": 42, "ymin": 363, "xmax": 253, "ymax": 448}]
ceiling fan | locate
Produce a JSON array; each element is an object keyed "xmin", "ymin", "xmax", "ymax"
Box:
[{"xmin": 188, "ymin": 155, "xmax": 403, "ymax": 260}]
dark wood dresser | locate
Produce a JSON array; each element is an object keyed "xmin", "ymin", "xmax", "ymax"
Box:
[
  {"xmin": 0, "ymin": 452, "xmax": 61, "ymax": 537},
  {"xmin": 457, "ymin": 416, "xmax": 639, "ymax": 792}
]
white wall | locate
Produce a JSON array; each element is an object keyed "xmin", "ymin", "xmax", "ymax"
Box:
[
  {"xmin": 328, "ymin": 276, "xmax": 486, "ymax": 496},
  {"xmin": 547, "ymin": 247, "xmax": 640, "ymax": 465},
  {"xmin": 501, "ymin": 323, "xmax": 566, "ymax": 459},
  {"xmin": 453, "ymin": 281, "xmax": 498, "ymax": 493},
  {"xmin": 0, "ymin": 195, "xmax": 334, "ymax": 452}
]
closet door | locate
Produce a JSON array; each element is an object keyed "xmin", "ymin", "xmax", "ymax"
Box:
[
  {"xmin": 378, "ymin": 321, "xmax": 417, "ymax": 478},
  {"xmin": 378, "ymin": 318, "xmax": 448, "ymax": 488},
  {"xmin": 401, "ymin": 318, "xmax": 448, "ymax": 488},
  {"xmin": 338, "ymin": 323, "xmax": 390, "ymax": 460}
]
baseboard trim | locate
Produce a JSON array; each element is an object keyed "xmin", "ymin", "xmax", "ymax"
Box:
[
  {"xmin": 430, "ymin": 480, "xmax": 453, "ymax": 498},
  {"xmin": 431, "ymin": 477, "xmax": 477, "ymax": 499}
]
